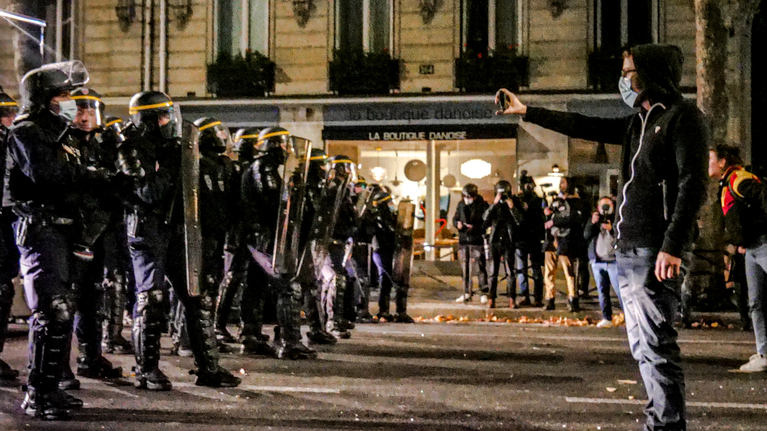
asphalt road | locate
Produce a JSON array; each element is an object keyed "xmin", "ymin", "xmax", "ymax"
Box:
[{"xmin": 0, "ymin": 322, "xmax": 765, "ymax": 430}]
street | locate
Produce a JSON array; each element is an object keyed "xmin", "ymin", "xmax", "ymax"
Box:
[{"xmin": 0, "ymin": 320, "xmax": 765, "ymax": 430}]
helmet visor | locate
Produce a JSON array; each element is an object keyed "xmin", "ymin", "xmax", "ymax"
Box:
[
  {"xmin": 71, "ymin": 96, "xmax": 104, "ymax": 131},
  {"xmin": 199, "ymin": 121, "xmax": 232, "ymax": 152},
  {"xmin": 103, "ymin": 117, "xmax": 126, "ymax": 143}
]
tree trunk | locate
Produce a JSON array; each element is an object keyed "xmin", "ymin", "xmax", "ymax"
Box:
[
  {"xmin": 692, "ymin": 0, "xmax": 729, "ymax": 311},
  {"xmin": 9, "ymin": 0, "xmax": 48, "ymax": 82}
]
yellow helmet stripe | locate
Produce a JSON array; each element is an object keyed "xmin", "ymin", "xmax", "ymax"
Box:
[
  {"xmin": 331, "ymin": 159, "xmax": 354, "ymax": 164},
  {"xmin": 129, "ymin": 101, "xmax": 174, "ymax": 114},
  {"xmin": 105, "ymin": 118, "xmax": 123, "ymax": 127},
  {"xmin": 372, "ymin": 195, "xmax": 392, "ymax": 206},
  {"xmin": 0, "ymin": 101, "xmax": 18, "ymax": 107},
  {"xmin": 71, "ymin": 95, "xmax": 103, "ymax": 103},
  {"xmin": 310, "ymin": 155, "xmax": 327, "ymax": 161},
  {"xmin": 256, "ymin": 130, "xmax": 290, "ymax": 144},
  {"xmin": 236, "ymin": 134, "xmax": 259, "ymax": 141},
  {"xmin": 198, "ymin": 121, "xmax": 222, "ymax": 131}
]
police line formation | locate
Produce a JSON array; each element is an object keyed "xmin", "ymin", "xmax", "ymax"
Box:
[{"xmin": 0, "ymin": 60, "xmax": 423, "ymax": 420}]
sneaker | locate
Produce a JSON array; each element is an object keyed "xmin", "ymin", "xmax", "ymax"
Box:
[
  {"xmin": 241, "ymin": 335, "xmax": 278, "ymax": 355},
  {"xmin": 102, "ymin": 334, "xmax": 134, "ymax": 355},
  {"xmin": 58, "ymin": 369, "xmax": 80, "ymax": 391},
  {"xmin": 376, "ymin": 312, "xmax": 394, "ymax": 322},
  {"xmin": 596, "ymin": 319, "xmax": 614, "ymax": 328},
  {"xmin": 739, "ymin": 353, "xmax": 767, "ymax": 372},
  {"xmin": 76, "ymin": 356, "xmax": 123, "ymax": 379},
  {"xmin": 455, "ymin": 293, "xmax": 472, "ymax": 303},
  {"xmin": 517, "ymin": 297, "xmax": 532, "ymax": 307},
  {"xmin": 21, "ymin": 389, "xmax": 74, "ymax": 420},
  {"xmin": 479, "ymin": 295, "xmax": 488, "ymax": 304},
  {"xmin": 276, "ymin": 340, "xmax": 318, "ymax": 360}
]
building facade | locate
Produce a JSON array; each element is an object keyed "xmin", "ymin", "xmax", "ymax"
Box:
[{"xmin": 3, "ymin": 0, "xmax": 758, "ymax": 253}]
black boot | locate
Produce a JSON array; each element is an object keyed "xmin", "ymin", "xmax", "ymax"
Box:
[
  {"xmin": 215, "ymin": 273, "xmax": 241, "ymax": 343},
  {"xmin": 240, "ymin": 334, "xmax": 277, "ymax": 355},
  {"xmin": 393, "ymin": 286, "xmax": 414, "ymax": 323},
  {"xmin": 275, "ymin": 281, "xmax": 317, "ymax": 360},
  {"xmin": 185, "ymin": 295, "xmax": 241, "ymax": 388},
  {"xmin": 545, "ymin": 298, "xmax": 556, "ymax": 310},
  {"xmin": 307, "ymin": 328, "xmax": 338, "ymax": 345},
  {"xmin": 568, "ymin": 297, "xmax": 580, "ymax": 313},
  {"xmin": 26, "ymin": 302, "xmax": 80, "ymax": 420},
  {"xmin": 76, "ymin": 355, "xmax": 123, "ymax": 379},
  {"xmin": 102, "ymin": 277, "xmax": 133, "ymax": 354},
  {"xmin": 133, "ymin": 290, "xmax": 172, "ymax": 391}
]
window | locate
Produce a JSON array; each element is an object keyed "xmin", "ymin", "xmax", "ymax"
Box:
[
  {"xmin": 335, "ymin": 0, "xmax": 393, "ymax": 53},
  {"xmin": 594, "ymin": 0, "xmax": 661, "ymax": 51},
  {"xmin": 215, "ymin": 0, "xmax": 269, "ymax": 56},
  {"xmin": 42, "ymin": 0, "xmax": 75, "ymax": 62},
  {"xmin": 461, "ymin": 0, "xmax": 520, "ymax": 56}
]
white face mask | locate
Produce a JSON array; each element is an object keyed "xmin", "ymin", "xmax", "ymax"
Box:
[
  {"xmin": 463, "ymin": 197, "xmax": 474, "ymax": 205},
  {"xmin": 619, "ymin": 76, "xmax": 638, "ymax": 108},
  {"xmin": 56, "ymin": 100, "xmax": 78, "ymax": 123}
]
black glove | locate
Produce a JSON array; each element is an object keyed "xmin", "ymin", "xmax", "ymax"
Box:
[{"xmin": 116, "ymin": 148, "xmax": 146, "ymax": 178}]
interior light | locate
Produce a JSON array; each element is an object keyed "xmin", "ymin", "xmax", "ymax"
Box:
[
  {"xmin": 371, "ymin": 166, "xmax": 386, "ymax": 182},
  {"xmin": 460, "ymin": 159, "xmax": 492, "ymax": 179}
]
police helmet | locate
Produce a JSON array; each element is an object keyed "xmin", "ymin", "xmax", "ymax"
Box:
[
  {"xmin": 370, "ymin": 190, "xmax": 392, "ymax": 210},
  {"xmin": 257, "ymin": 126, "xmax": 290, "ymax": 164},
  {"xmin": 310, "ymin": 148, "xmax": 328, "ymax": 165},
  {"xmin": 519, "ymin": 170, "xmax": 535, "ymax": 187},
  {"xmin": 0, "ymin": 92, "xmax": 18, "ymax": 120},
  {"xmin": 328, "ymin": 154, "xmax": 356, "ymax": 179},
  {"xmin": 462, "ymin": 183, "xmax": 479, "ymax": 198},
  {"xmin": 128, "ymin": 91, "xmax": 182, "ymax": 139},
  {"xmin": 232, "ymin": 127, "xmax": 261, "ymax": 161},
  {"xmin": 19, "ymin": 60, "xmax": 89, "ymax": 111},
  {"xmin": 70, "ymin": 87, "xmax": 105, "ymax": 131},
  {"xmin": 101, "ymin": 117, "xmax": 126, "ymax": 145},
  {"xmin": 194, "ymin": 117, "xmax": 230, "ymax": 154}
]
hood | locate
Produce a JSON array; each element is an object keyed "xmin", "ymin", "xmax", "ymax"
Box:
[{"xmin": 631, "ymin": 44, "xmax": 684, "ymax": 106}]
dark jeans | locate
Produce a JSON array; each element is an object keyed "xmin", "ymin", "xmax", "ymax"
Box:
[
  {"xmin": 616, "ymin": 247, "xmax": 686, "ymax": 431},
  {"xmin": 458, "ymin": 244, "xmax": 488, "ymax": 296},
  {"xmin": 515, "ymin": 247, "xmax": 543, "ymax": 302},
  {"xmin": 590, "ymin": 260, "xmax": 622, "ymax": 320},
  {"xmin": 489, "ymin": 242, "xmax": 514, "ymax": 300}
]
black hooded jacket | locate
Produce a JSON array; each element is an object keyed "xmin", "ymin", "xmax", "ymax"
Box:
[
  {"xmin": 452, "ymin": 195, "xmax": 489, "ymax": 246},
  {"xmin": 522, "ymin": 44, "xmax": 708, "ymax": 257}
]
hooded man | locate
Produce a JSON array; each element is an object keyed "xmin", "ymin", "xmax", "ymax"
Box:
[{"xmin": 496, "ymin": 44, "xmax": 709, "ymax": 431}]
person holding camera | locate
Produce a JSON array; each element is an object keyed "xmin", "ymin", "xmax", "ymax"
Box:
[
  {"xmin": 542, "ymin": 177, "xmax": 584, "ymax": 312},
  {"xmin": 482, "ymin": 180, "xmax": 523, "ymax": 309},
  {"xmin": 584, "ymin": 197, "xmax": 622, "ymax": 328},
  {"xmin": 453, "ymin": 184, "xmax": 489, "ymax": 303},
  {"xmin": 515, "ymin": 172, "xmax": 545, "ymax": 307}
]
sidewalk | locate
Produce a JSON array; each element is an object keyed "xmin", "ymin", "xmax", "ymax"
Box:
[{"xmin": 374, "ymin": 261, "xmax": 744, "ymax": 328}]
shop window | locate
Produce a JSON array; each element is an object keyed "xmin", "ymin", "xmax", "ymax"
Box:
[
  {"xmin": 460, "ymin": 0, "xmax": 520, "ymax": 57},
  {"xmin": 335, "ymin": 0, "xmax": 393, "ymax": 53},
  {"xmin": 42, "ymin": 0, "xmax": 75, "ymax": 62},
  {"xmin": 215, "ymin": 0, "xmax": 269, "ymax": 56},
  {"xmin": 589, "ymin": 0, "xmax": 661, "ymax": 91}
]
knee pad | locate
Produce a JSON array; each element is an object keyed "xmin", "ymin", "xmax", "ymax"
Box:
[{"xmin": 136, "ymin": 289, "xmax": 164, "ymax": 319}]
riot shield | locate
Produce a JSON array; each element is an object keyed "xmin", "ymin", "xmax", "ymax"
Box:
[
  {"xmin": 181, "ymin": 120, "xmax": 203, "ymax": 296},
  {"xmin": 355, "ymin": 187, "xmax": 372, "ymax": 218},
  {"xmin": 272, "ymin": 137, "xmax": 311, "ymax": 277},
  {"xmin": 391, "ymin": 201, "xmax": 416, "ymax": 288},
  {"xmin": 299, "ymin": 163, "xmax": 353, "ymax": 280}
]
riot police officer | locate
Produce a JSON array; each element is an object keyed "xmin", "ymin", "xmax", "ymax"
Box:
[
  {"xmin": 216, "ymin": 128, "xmax": 274, "ymax": 355},
  {"xmin": 323, "ymin": 155, "xmax": 359, "ymax": 336},
  {"xmin": 369, "ymin": 190, "xmax": 414, "ymax": 323},
  {"xmin": 303, "ymin": 148, "xmax": 339, "ymax": 345},
  {"xmin": 241, "ymin": 126, "xmax": 316, "ymax": 359},
  {"xmin": 97, "ymin": 117, "xmax": 134, "ymax": 355},
  {"xmin": 8, "ymin": 61, "xmax": 99, "ymax": 419},
  {"xmin": 58, "ymin": 88, "xmax": 122, "ymax": 390},
  {"xmin": 0, "ymin": 90, "xmax": 19, "ymax": 381},
  {"xmin": 118, "ymin": 91, "xmax": 240, "ymax": 389},
  {"xmin": 169, "ymin": 117, "xmax": 238, "ymax": 356}
]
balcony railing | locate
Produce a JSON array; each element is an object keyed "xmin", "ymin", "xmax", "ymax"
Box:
[
  {"xmin": 329, "ymin": 50, "xmax": 401, "ymax": 95},
  {"xmin": 455, "ymin": 49, "xmax": 529, "ymax": 93},
  {"xmin": 207, "ymin": 50, "xmax": 275, "ymax": 98},
  {"xmin": 588, "ymin": 48, "xmax": 624, "ymax": 92}
]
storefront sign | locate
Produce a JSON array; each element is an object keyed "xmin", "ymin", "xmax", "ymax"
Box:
[{"xmin": 322, "ymin": 125, "xmax": 516, "ymax": 141}]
